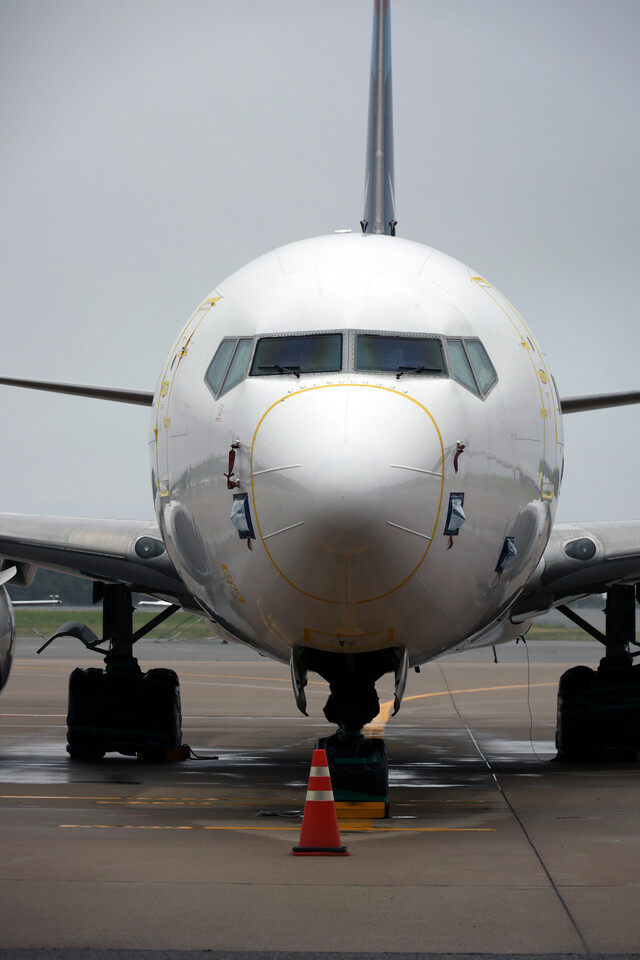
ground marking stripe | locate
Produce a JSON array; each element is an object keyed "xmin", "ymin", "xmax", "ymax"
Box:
[
  {"xmin": 404, "ymin": 681, "xmax": 557, "ymax": 701},
  {"xmin": 59, "ymin": 824, "xmax": 494, "ymax": 832},
  {"xmin": 365, "ymin": 681, "xmax": 557, "ymax": 736}
]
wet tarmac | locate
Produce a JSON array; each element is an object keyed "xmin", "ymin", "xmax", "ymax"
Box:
[{"xmin": 1, "ymin": 635, "xmax": 640, "ymax": 957}]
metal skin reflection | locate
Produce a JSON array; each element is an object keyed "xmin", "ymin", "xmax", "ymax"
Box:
[{"xmin": 151, "ymin": 233, "xmax": 563, "ymax": 669}]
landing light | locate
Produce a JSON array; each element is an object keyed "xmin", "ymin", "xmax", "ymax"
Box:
[
  {"xmin": 134, "ymin": 537, "xmax": 165, "ymax": 559},
  {"xmin": 564, "ymin": 538, "xmax": 597, "ymax": 561}
]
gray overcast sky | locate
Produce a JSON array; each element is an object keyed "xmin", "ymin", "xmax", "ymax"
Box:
[{"xmin": 1, "ymin": 0, "xmax": 640, "ymax": 523}]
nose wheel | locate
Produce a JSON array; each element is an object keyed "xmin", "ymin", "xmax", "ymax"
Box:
[{"xmin": 322, "ymin": 678, "xmax": 380, "ymax": 729}]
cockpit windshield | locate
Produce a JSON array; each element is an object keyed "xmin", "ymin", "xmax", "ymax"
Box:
[
  {"xmin": 250, "ymin": 333, "xmax": 342, "ymax": 378},
  {"xmin": 205, "ymin": 329, "xmax": 497, "ymax": 399},
  {"xmin": 355, "ymin": 334, "xmax": 446, "ymax": 378}
]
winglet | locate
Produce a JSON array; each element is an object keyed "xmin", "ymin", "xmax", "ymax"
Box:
[{"xmin": 361, "ymin": 0, "xmax": 396, "ymax": 236}]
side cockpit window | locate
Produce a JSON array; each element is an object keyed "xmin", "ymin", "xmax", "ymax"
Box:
[
  {"xmin": 446, "ymin": 339, "xmax": 479, "ymax": 396},
  {"xmin": 465, "ymin": 339, "xmax": 497, "ymax": 394},
  {"xmin": 250, "ymin": 333, "xmax": 342, "ymax": 378},
  {"xmin": 205, "ymin": 339, "xmax": 236, "ymax": 395},
  {"xmin": 446, "ymin": 337, "xmax": 497, "ymax": 397},
  {"xmin": 205, "ymin": 338, "xmax": 253, "ymax": 398},
  {"xmin": 222, "ymin": 339, "xmax": 253, "ymax": 394},
  {"xmin": 355, "ymin": 334, "xmax": 446, "ymax": 378}
]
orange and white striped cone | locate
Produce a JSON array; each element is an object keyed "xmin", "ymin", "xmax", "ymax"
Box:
[{"xmin": 292, "ymin": 748, "xmax": 349, "ymax": 856}]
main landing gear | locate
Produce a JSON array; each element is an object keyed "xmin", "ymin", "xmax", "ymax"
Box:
[
  {"xmin": 42, "ymin": 584, "xmax": 183, "ymax": 760},
  {"xmin": 556, "ymin": 584, "xmax": 640, "ymax": 761}
]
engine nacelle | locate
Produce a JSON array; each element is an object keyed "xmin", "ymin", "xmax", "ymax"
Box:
[{"xmin": 0, "ymin": 585, "xmax": 16, "ymax": 693}]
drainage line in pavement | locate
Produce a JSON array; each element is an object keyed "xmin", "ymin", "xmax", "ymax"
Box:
[{"xmin": 437, "ymin": 664, "xmax": 590, "ymax": 957}]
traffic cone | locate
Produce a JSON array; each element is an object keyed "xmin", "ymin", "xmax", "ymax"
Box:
[{"xmin": 292, "ymin": 748, "xmax": 349, "ymax": 856}]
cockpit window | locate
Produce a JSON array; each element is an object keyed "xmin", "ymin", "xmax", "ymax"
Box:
[
  {"xmin": 250, "ymin": 333, "xmax": 342, "ymax": 378},
  {"xmin": 447, "ymin": 339, "xmax": 480, "ymax": 396},
  {"xmin": 205, "ymin": 338, "xmax": 236, "ymax": 395},
  {"xmin": 466, "ymin": 339, "xmax": 497, "ymax": 394},
  {"xmin": 355, "ymin": 334, "xmax": 446, "ymax": 378},
  {"xmin": 205, "ymin": 331, "xmax": 497, "ymax": 400},
  {"xmin": 446, "ymin": 337, "xmax": 497, "ymax": 397},
  {"xmin": 222, "ymin": 339, "xmax": 253, "ymax": 394},
  {"xmin": 205, "ymin": 338, "xmax": 253, "ymax": 398}
]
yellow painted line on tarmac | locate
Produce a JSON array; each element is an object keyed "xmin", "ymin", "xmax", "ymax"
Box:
[
  {"xmin": 364, "ymin": 700, "xmax": 394, "ymax": 737},
  {"xmin": 366, "ymin": 682, "xmax": 557, "ymax": 737},
  {"xmin": 180, "ymin": 672, "xmax": 327, "ymax": 686},
  {"xmin": 1, "ymin": 795, "xmax": 137, "ymax": 801},
  {"xmin": 59, "ymin": 823, "xmax": 494, "ymax": 832},
  {"xmin": 98, "ymin": 798, "xmax": 297, "ymax": 806},
  {"xmin": 404, "ymin": 681, "xmax": 557, "ymax": 700},
  {"xmin": 11, "ymin": 665, "xmax": 328, "ymax": 686},
  {"xmin": 0, "ymin": 795, "xmax": 222, "ymax": 802},
  {"xmin": 337, "ymin": 826, "xmax": 494, "ymax": 833}
]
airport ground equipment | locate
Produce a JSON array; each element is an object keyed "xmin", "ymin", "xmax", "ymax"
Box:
[{"xmin": 318, "ymin": 730, "xmax": 389, "ymax": 818}]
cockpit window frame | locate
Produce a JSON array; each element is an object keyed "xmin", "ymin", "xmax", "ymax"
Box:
[
  {"xmin": 465, "ymin": 338, "xmax": 498, "ymax": 396},
  {"xmin": 352, "ymin": 330, "xmax": 448, "ymax": 380},
  {"xmin": 204, "ymin": 329, "xmax": 498, "ymax": 401},
  {"xmin": 444, "ymin": 336, "xmax": 498, "ymax": 399},
  {"xmin": 249, "ymin": 330, "xmax": 345, "ymax": 380},
  {"xmin": 204, "ymin": 337, "xmax": 238, "ymax": 398}
]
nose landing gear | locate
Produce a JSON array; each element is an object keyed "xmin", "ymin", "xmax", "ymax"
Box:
[{"xmin": 291, "ymin": 647, "xmax": 407, "ymax": 815}]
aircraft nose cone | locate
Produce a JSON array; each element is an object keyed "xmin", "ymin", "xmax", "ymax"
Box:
[{"xmin": 251, "ymin": 384, "xmax": 444, "ymax": 603}]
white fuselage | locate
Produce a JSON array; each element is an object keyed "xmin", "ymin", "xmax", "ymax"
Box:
[{"xmin": 150, "ymin": 233, "xmax": 563, "ymax": 666}]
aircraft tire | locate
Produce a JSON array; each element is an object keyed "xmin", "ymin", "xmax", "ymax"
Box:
[
  {"xmin": 556, "ymin": 662, "xmax": 640, "ymax": 761},
  {"xmin": 67, "ymin": 744, "xmax": 106, "ymax": 761},
  {"xmin": 66, "ymin": 665, "xmax": 182, "ymax": 759},
  {"xmin": 140, "ymin": 667, "xmax": 183, "ymax": 756},
  {"xmin": 556, "ymin": 664, "xmax": 596, "ymax": 759}
]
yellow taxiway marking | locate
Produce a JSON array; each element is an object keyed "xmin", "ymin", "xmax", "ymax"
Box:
[
  {"xmin": 406, "ymin": 681, "xmax": 556, "ymax": 698},
  {"xmin": 365, "ymin": 681, "xmax": 557, "ymax": 736},
  {"xmin": 10, "ymin": 665, "xmax": 327, "ymax": 685},
  {"xmin": 59, "ymin": 824, "xmax": 494, "ymax": 832},
  {"xmin": 181, "ymin": 672, "xmax": 327, "ymax": 685}
]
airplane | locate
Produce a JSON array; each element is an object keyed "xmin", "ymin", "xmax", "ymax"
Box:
[{"xmin": 2, "ymin": 0, "xmax": 640, "ymax": 779}]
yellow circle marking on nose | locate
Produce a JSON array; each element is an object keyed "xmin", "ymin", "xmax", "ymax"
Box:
[{"xmin": 250, "ymin": 383, "xmax": 444, "ymax": 605}]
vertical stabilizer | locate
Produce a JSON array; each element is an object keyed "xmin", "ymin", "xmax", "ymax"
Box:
[{"xmin": 362, "ymin": 0, "xmax": 395, "ymax": 236}]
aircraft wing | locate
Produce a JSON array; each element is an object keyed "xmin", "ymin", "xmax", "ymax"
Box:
[
  {"xmin": 512, "ymin": 520, "xmax": 640, "ymax": 621},
  {"xmin": 0, "ymin": 513, "xmax": 196, "ymax": 609}
]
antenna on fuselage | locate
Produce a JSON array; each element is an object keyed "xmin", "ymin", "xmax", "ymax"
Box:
[{"xmin": 361, "ymin": 0, "xmax": 396, "ymax": 237}]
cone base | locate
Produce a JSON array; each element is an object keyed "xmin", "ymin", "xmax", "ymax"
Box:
[{"xmin": 291, "ymin": 845, "xmax": 349, "ymax": 856}]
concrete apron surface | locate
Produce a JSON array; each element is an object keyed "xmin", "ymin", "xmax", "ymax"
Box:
[{"xmin": 1, "ymin": 636, "xmax": 639, "ymax": 956}]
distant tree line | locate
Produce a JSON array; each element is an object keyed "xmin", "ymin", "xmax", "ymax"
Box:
[{"xmin": 7, "ymin": 569, "xmax": 93, "ymax": 606}]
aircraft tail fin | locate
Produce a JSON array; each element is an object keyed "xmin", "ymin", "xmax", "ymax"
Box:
[{"xmin": 362, "ymin": 0, "xmax": 396, "ymax": 236}]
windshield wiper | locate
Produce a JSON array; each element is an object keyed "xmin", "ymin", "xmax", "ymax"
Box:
[
  {"xmin": 396, "ymin": 365, "xmax": 440, "ymax": 379},
  {"xmin": 259, "ymin": 364, "xmax": 301, "ymax": 379}
]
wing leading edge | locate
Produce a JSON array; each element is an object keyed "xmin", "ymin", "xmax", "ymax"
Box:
[
  {"xmin": 512, "ymin": 520, "xmax": 640, "ymax": 621},
  {"xmin": 0, "ymin": 514, "xmax": 195, "ymax": 608},
  {"xmin": 2, "ymin": 375, "xmax": 640, "ymax": 415}
]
